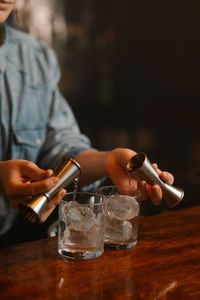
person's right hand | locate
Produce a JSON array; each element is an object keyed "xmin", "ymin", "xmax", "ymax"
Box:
[{"xmin": 0, "ymin": 160, "xmax": 66, "ymax": 219}]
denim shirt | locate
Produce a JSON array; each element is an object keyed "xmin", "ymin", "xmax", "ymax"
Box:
[{"xmin": 0, "ymin": 25, "xmax": 100, "ymax": 235}]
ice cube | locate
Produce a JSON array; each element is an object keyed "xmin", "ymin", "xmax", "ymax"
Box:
[
  {"xmin": 106, "ymin": 194, "xmax": 139, "ymax": 220},
  {"xmin": 67, "ymin": 205, "xmax": 96, "ymax": 231},
  {"xmin": 63, "ymin": 224, "xmax": 103, "ymax": 249},
  {"xmin": 62, "ymin": 201, "xmax": 78, "ymax": 221},
  {"xmin": 86, "ymin": 224, "xmax": 104, "ymax": 248},
  {"xmin": 104, "ymin": 215, "xmax": 133, "ymax": 242}
]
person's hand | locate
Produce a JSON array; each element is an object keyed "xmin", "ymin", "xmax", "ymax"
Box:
[
  {"xmin": 0, "ymin": 159, "xmax": 66, "ymax": 221},
  {"xmin": 105, "ymin": 148, "xmax": 174, "ymax": 205},
  {"xmin": 38, "ymin": 188, "xmax": 66, "ymax": 223}
]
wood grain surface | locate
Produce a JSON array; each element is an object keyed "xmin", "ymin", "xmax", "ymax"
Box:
[{"xmin": 0, "ymin": 206, "xmax": 200, "ymax": 299}]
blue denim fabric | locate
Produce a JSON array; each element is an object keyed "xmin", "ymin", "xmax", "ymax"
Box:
[{"xmin": 0, "ymin": 25, "xmax": 101, "ymax": 235}]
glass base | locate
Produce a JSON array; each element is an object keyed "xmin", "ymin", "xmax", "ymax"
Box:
[
  {"xmin": 104, "ymin": 240, "xmax": 137, "ymax": 250},
  {"xmin": 58, "ymin": 248, "xmax": 104, "ymax": 260}
]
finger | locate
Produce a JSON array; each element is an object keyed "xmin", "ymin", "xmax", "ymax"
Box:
[
  {"xmin": 12, "ymin": 176, "xmax": 59, "ymax": 196},
  {"xmin": 50, "ymin": 189, "xmax": 67, "ymax": 206},
  {"xmin": 152, "ymin": 163, "xmax": 162, "ymax": 175},
  {"xmin": 27, "ymin": 168, "xmax": 53, "ymax": 181},
  {"xmin": 40, "ymin": 189, "xmax": 67, "ymax": 223},
  {"xmin": 148, "ymin": 185, "xmax": 162, "ymax": 206},
  {"xmin": 160, "ymin": 171, "xmax": 174, "ymax": 185},
  {"xmin": 22, "ymin": 161, "xmax": 53, "ymax": 181},
  {"xmin": 152, "ymin": 164, "xmax": 174, "ymax": 185},
  {"xmin": 152, "ymin": 163, "xmax": 158, "ymax": 169}
]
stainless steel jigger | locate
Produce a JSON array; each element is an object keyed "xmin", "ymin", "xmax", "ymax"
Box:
[
  {"xmin": 18, "ymin": 157, "xmax": 81, "ymax": 223},
  {"xmin": 126, "ymin": 152, "xmax": 184, "ymax": 208}
]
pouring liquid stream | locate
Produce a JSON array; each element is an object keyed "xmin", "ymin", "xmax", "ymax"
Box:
[
  {"xmin": 128, "ymin": 172, "xmax": 134, "ymax": 193},
  {"xmin": 72, "ymin": 176, "xmax": 80, "ymax": 201}
]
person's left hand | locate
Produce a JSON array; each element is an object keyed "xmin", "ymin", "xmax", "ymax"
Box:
[{"xmin": 105, "ymin": 148, "xmax": 174, "ymax": 206}]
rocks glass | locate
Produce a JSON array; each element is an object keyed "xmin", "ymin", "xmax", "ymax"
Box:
[
  {"xmin": 58, "ymin": 192, "xmax": 104, "ymax": 260},
  {"xmin": 96, "ymin": 185, "xmax": 141, "ymax": 250}
]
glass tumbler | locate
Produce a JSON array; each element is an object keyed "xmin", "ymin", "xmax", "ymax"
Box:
[
  {"xmin": 96, "ymin": 185, "xmax": 141, "ymax": 250},
  {"xmin": 58, "ymin": 192, "xmax": 104, "ymax": 260}
]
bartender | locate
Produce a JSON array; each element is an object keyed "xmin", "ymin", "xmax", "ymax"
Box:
[{"xmin": 0, "ymin": 0, "xmax": 174, "ymax": 246}]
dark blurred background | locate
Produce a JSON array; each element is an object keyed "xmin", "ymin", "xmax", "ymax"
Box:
[
  {"xmin": 12, "ymin": 0, "xmax": 200, "ymax": 211},
  {"xmin": 1, "ymin": 0, "xmax": 198, "ymax": 246}
]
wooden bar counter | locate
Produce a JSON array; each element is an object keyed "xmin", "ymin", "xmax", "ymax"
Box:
[{"xmin": 0, "ymin": 205, "xmax": 200, "ymax": 299}]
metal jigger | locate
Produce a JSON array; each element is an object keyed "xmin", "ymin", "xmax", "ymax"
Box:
[
  {"xmin": 18, "ymin": 157, "xmax": 81, "ymax": 223},
  {"xmin": 126, "ymin": 152, "xmax": 184, "ymax": 208}
]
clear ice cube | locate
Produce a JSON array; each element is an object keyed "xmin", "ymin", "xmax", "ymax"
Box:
[
  {"xmin": 63, "ymin": 223, "xmax": 103, "ymax": 249},
  {"xmin": 62, "ymin": 201, "xmax": 78, "ymax": 221},
  {"xmin": 106, "ymin": 194, "xmax": 139, "ymax": 220},
  {"xmin": 104, "ymin": 215, "xmax": 133, "ymax": 242},
  {"xmin": 67, "ymin": 205, "xmax": 96, "ymax": 231}
]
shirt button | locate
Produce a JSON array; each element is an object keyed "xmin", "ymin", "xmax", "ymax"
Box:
[{"xmin": 36, "ymin": 138, "xmax": 41, "ymax": 145}]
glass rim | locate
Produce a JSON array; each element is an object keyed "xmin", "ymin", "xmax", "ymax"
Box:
[
  {"xmin": 96, "ymin": 185, "xmax": 142, "ymax": 203},
  {"xmin": 60, "ymin": 191, "xmax": 103, "ymax": 206},
  {"xmin": 96, "ymin": 185, "xmax": 141, "ymax": 194}
]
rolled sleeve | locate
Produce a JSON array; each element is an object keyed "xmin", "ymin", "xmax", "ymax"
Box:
[{"xmin": 36, "ymin": 48, "xmax": 96, "ymax": 170}]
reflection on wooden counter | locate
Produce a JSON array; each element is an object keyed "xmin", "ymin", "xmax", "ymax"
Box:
[{"xmin": 0, "ymin": 206, "xmax": 200, "ymax": 299}]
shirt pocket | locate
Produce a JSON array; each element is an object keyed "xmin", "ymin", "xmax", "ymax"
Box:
[{"xmin": 11, "ymin": 127, "xmax": 46, "ymax": 162}]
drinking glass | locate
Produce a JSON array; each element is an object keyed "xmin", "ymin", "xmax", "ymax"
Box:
[
  {"xmin": 58, "ymin": 192, "xmax": 104, "ymax": 260},
  {"xmin": 96, "ymin": 185, "xmax": 141, "ymax": 250}
]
